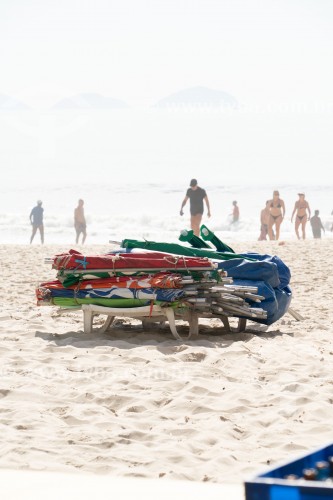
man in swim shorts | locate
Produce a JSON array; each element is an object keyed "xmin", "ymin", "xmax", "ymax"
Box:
[
  {"xmin": 310, "ymin": 210, "xmax": 325, "ymax": 239},
  {"xmin": 30, "ymin": 200, "xmax": 44, "ymax": 244},
  {"xmin": 180, "ymin": 178, "xmax": 211, "ymax": 236},
  {"xmin": 258, "ymin": 200, "xmax": 274, "ymax": 240},
  {"xmin": 230, "ymin": 200, "xmax": 239, "ymax": 224}
]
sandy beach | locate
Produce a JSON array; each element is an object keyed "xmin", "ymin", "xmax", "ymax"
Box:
[{"xmin": 0, "ymin": 239, "xmax": 333, "ymax": 491}]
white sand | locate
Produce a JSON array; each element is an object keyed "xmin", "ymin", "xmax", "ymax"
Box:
[
  {"xmin": 0, "ymin": 240, "xmax": 332, "ymax": 489},
  {"xmin": 0, "ymin": 469, "xmax": 243, "ymax": 499}
]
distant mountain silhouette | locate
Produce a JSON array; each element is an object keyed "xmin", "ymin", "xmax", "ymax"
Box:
[
  {"xmin": 154, "ymin": 86, "xmax": 238, "ymax": 109},
  {"xmin": 0, "ymin": 94, "xmax": 29, "ymax": 110},
  {"xmin": 53, "ymin": 93, "xmax": 129, "ymax": 110}
]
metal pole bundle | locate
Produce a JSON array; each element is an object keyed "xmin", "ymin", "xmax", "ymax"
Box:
[{"xmin": 181, "ymin": 280, "xmax": 267, "ymax": 321}]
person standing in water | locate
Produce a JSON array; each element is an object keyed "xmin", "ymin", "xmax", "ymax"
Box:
[
  {"xmin": 74, "ymin": 199, "xmax": 87, "ymax": 244},
  {"xmin": 29, "ymin": 200, "xmax": 44, "ymax": 244},
  {"xmin": 180, "ymin": 178, "xmax": 211, "ymax": 236},
  {"xmin": 268, "ymin": 190, "xmax": 285, "ymax": 241},
  {"xmin": 291, "ymin": 192, "xmax": 311, "ymax": 240},
  {"xmin": 230, "ymin": 200, "xmax": 239, "ymax": 224}
]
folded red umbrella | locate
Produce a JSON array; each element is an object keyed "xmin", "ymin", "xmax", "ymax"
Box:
[{"xmin": 52, "ymin": 249, "xmax": 214, "ymax": 272}]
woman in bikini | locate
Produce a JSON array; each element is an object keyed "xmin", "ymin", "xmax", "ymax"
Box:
[
  {"xmin": 268, "ymin": 190, "xmax": 285, "ymax": 240},
  {"xmin": 291, "ymin": 192, "xmax": 311, "ymax": 240}
]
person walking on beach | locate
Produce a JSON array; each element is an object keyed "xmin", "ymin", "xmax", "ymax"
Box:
[
  {"xmin": 29, "ymin": 200, "xmax": 44, "ymax": 244},
  {"xmin": 310, "ymin": 210, "xmax": 325, "ymax": 239},
  {"xmin": 74, "ymin": 199, "xmax": 87, "ymax": 244},
  {"xmin": 291, "ymin": 192, "xmax": 311, "ymax": 240},
  {"xmin": 230, "ymin": 200, "xmax": 239, "ymax": 224},
  {"xmin": 180, "ymin": 178, "xmax": 211, "ymax": 236},
  {"xmin": 268, "ymin": 190, "xmax": 285, "ymax": 241}
]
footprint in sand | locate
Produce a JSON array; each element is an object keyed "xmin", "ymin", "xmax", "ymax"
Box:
[{"xmin": 180, "ymin": 352, "xmax": 207, "ymax": 362}]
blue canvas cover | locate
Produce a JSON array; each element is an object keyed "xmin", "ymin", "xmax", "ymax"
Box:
[
  {"xmin": 216, "ymin": 253, "xmax": 292, "ymax": 325},
  {"xmin": 216, "ymin": 258, "xmax": 280, "ymax": 288},
  {"xmin": 240, "ymin": 252, "xmax": 291, "ymax": 289}
]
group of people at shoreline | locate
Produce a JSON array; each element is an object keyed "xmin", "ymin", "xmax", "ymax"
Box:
[
  {"xmin": 29, "ymin": 180, "xmax": 330, "ymax": 244},
  {"xmin": 180, "ymin": 179, "xmax": 330, "ymax": 241},
  {"xmin": 258, "ymin": 190, "xmax": 327, "ymax": 241}
]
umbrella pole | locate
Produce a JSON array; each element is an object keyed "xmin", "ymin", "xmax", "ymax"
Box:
[{"xmin": 288, "ymin": 307, "xmax": 304, "ymax": 321}]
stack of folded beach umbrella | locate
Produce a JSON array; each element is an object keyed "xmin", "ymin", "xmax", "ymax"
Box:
[
  {"xmin": 36, "ymin": 248, "xmax": 268, "ymax": 322},
  {"xmin": 116, "ymin": 226, "xmax": 293, "ymax": 326}
]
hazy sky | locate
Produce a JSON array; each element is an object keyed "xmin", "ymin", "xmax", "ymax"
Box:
[
  {"xmin": 1, "ymin": 0, "xmax": 333, "ymax": 106},
  {"xmin": 0, "ymin": 0, "xmax": 332, "ymax": 185}
]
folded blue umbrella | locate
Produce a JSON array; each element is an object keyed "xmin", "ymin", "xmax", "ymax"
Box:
[
  {"xmin": 46, "ymin": 286, "xmax": 185, "ymax": 303},
  {"xmin": 231, "ymin": 278, "xmax": 292, "ymax": 325},
  {"xmin": 215, "ymin": 258, "xmax": 281, "ymax": 288},
  {"xmin": 239, "ymin": 252, "xmax": 291, "ymax": 289}
]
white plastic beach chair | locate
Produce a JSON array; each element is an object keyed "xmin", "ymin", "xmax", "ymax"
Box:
[
  {"xmin": 81, "ymin": 303, "xmax": 184, "ymax": 340},
  {"xmin": 80, "ymin": 304, "xmax": 252, "ymax": 340}
]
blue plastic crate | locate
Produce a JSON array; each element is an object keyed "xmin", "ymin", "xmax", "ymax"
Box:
[{"xmin": 245, "ymin": 443, "xmax": 333, "ymax": 500}]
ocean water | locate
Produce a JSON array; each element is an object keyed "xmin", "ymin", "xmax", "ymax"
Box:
[{"xmin": 0, "ymin": 181, "xmax": 332, "ymax": 245}]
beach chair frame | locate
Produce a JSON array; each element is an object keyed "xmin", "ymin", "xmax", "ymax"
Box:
[{"xmin": 81, "ymin": 304, "xmax": 250, "ymax": 340}]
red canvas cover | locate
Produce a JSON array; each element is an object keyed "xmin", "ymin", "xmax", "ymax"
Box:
[{"xmin": 52, "ymin": 250, "xmax": 213, "ymax": 271}]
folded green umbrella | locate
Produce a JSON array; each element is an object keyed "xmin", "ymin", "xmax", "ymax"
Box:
[
  {"xmin": 200, "ymin": 225, "xmax": 235, "ymax": 253},
  {"xmin": 48, "ymin": 297, "xmax": 184, "ymax": 310},
  {"xmin": 50, "ymin": 297, "xmax": 150, "ymax": 308},
  {"xmin": 178, "ymin": 229, "xmax": 212, "ymax": 249},
  {"xmin": 122, "ymin": 239, "xmax": 255, "ymax": 261}
]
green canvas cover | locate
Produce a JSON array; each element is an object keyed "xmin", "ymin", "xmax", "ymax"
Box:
[{"xmin": 122, "ymin": 239, "xmax": 254, "ymax": 262}]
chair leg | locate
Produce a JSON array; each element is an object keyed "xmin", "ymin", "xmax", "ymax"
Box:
[
  {"xmin": 220, "ymin": 316, "xmax": 231, "ymax": 332},
  {"xmin": 235, "ymin": 318, "xmax": 247, "ymax": 332},
  {"xmin": 83, "ymin": 309, "xmax": 93, "ymax": 334},
  {"xmin": 165, "ymin": 308, "xmax": 182, "ymax": 341},
  {"xmin": 188, "ymin": 311, "xmax": 199, "ymax": 339},
  {"xmin": 100, "ymin": 315, "xmax": 115, "ymax": 333}
]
